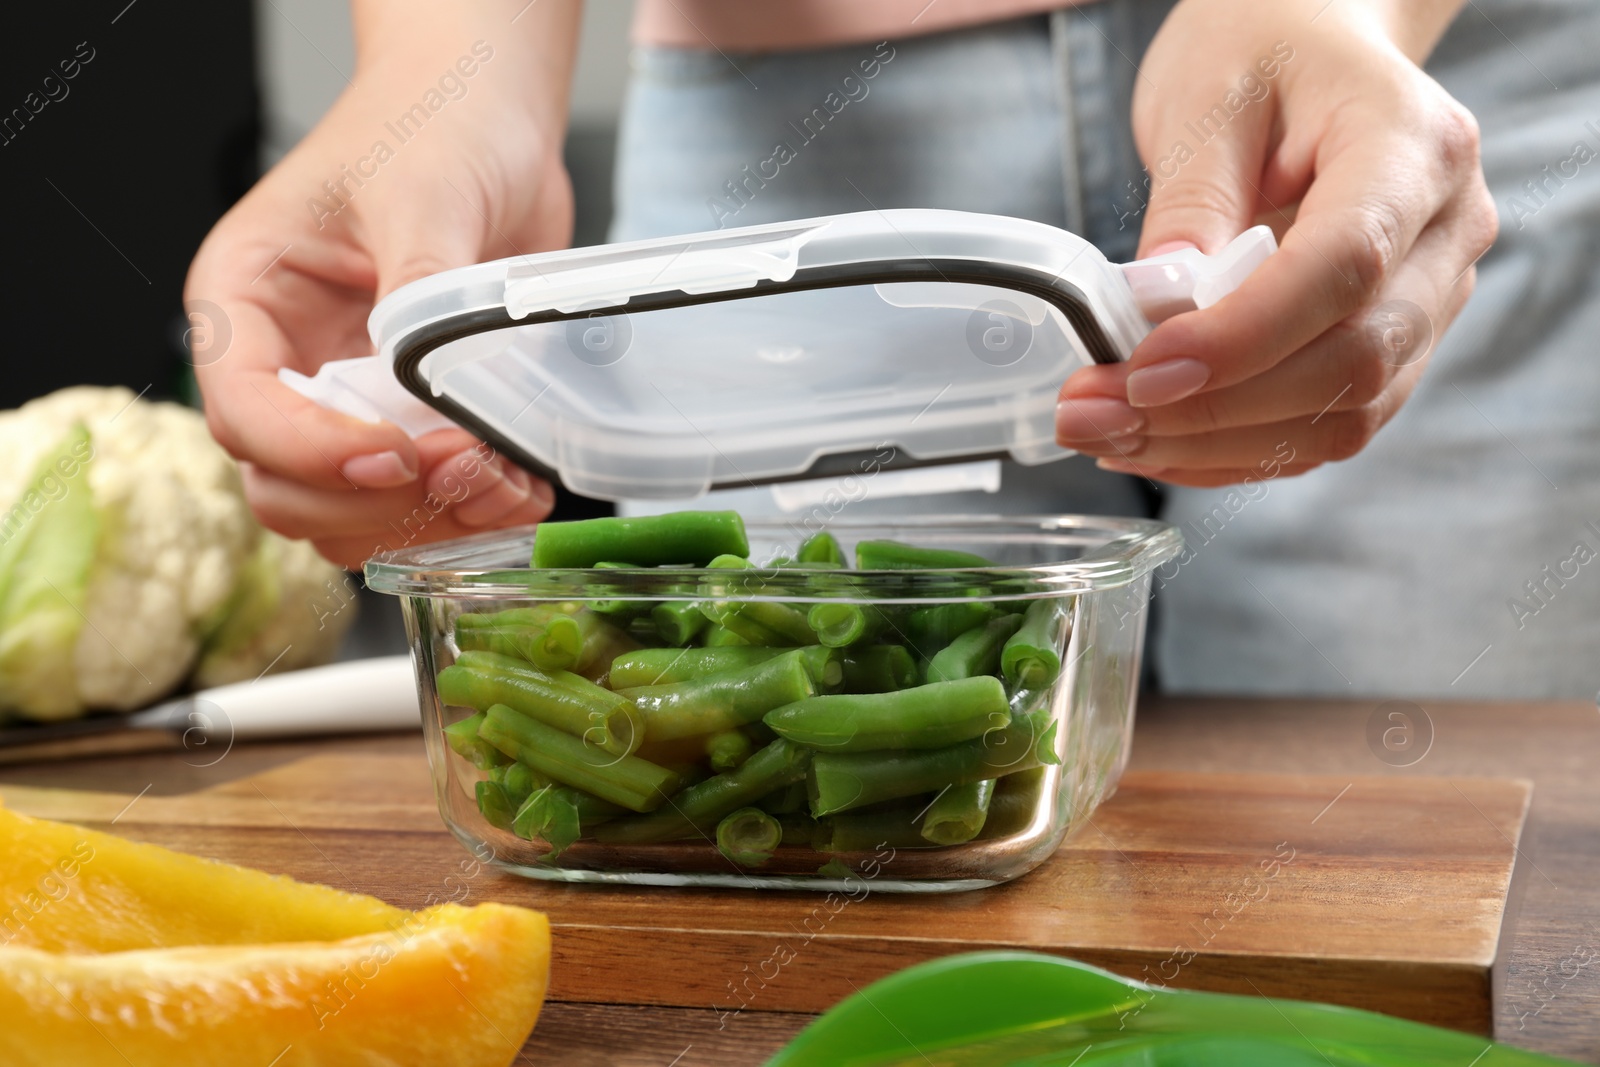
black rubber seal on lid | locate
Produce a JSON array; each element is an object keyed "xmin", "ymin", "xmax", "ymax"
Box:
[{"xmin": 390, "ymin": 258, "xmax": 1117, "ymax": 494}]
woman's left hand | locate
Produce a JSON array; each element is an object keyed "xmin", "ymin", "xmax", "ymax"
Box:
[{"xmin": 1055, "ymin": 0, "xmax": 1498, "ymax": 487}]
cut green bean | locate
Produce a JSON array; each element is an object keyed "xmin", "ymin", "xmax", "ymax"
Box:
[
  {"xmin": 779, "ymin": 814, "xmax": 823, "ymax": 848},
  {"xmin": 531, "ymin": 511, "xmax": 749, "ymax": 568},
  {"xmin": 758, "ymin": 781, "xmax": 809, "ymax": 815},
  {"xmin": 796, "ymin": 645, "xmax": 844, "ymax": 691},
  {"xmin": 478, "ymin": 704, "xmax": 682, "ymax": 813},
  {"xmin": 716, "ymin": 807, "xmax": 783, "ymax": 866},
  {"xmin": 512, "ymin": 783, "xmax": 625, "ymax": 858},
  {"xmin": 1001, "ymin": 598, "xmax": 1070, "ymax": 689},
  {"xmin": 607, "ymin": 646, "xmax": 789, "ymax": 689},
  {"xmin": 817, "ymin": 800, "xmax": 932, "ymax": 851},
  {"xmin": 651, "ymin": 600, "xmax": 708, "ymax": 646},
  {"xmin": 458, "ymin": 607, "xmax": 634, "ymax": 675},
  {"xmin": 981, "ymin": 767, "xmax": 1048, "ymax": 839},
  {"xmin": 920, "ymin": 779, "xmax": 995, "ymax": 845},
  {"xmin": 807, "ymin": 708, "xmax": 1060, "ymax": 815},
  {"xmin": 705, "ymin": 728, "xmax": 755, "ymax": 772},
  {"xmin": 765, "ymin": 676, "xmax": 1011, "ymax": 752},
  {"xmin": 440, "ymin": 651, "xmax": 643, "ymax": 757},
  {"xmin": 588, "ymin": 561, "xmax": 648, "ymax": 617},
  {"xmin": 839, "ymin": 645, "xmax": 919, "ymax": 693},
  {"xmin": 619, "ymin": 649, "xmax": 816, "ymax": 741},
  {"xmin": 699, "ymin": 554, "xmax": 818, "ymax": 646},
  {"xmin": 593, "ymin": 738, "xmax": 812, "ymax": 844},
  {"xmin": 797, "ymin": 531, "xmax": 845, "ymax": 566},
  {"xmin": 444, "ymin": 711, "xmax": 510, "ymax": 770},
  {"xmin": 854, "ymin": 540, "xmax": 995, "ymax": 570},
  {"xmin": 493, "ymin": 760, "xmax": 546, "ymax": 809},
  {"xmin": 903, "ymin": 601, "xmax": 997, "ymax": 658},
  {"xmin": 475, "ymin": 779, "xmax": 517, "ymax": 832},
  {"xmin": 806, "ymin": 602, "xmax": 890, "ymax": 648},
  {"xmin": 704, "ymin": 624, "xmax": 752, "ymax": 647},
  {"xmin": 926, "ymin": 614, "xmax": 1026, "ymax": 683}
]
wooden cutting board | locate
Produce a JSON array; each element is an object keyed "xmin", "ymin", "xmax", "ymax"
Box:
[{"xmin": 1, "ymin": 754, "xmax": 1530, "ymax": 1036}]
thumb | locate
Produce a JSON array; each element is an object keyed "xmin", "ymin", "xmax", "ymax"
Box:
[
  {"xmin": 1135, "ymin": 98, "xmax": 1271, "ymax": 258},
  {"xmin": 365, "ymin": 174, "xmax": 492, "ymax": 299}
]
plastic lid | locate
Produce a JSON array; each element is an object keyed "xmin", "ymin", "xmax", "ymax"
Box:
[{"xmin": 284, "ymin": 211, "xmax": 1274, "ymax": 501}]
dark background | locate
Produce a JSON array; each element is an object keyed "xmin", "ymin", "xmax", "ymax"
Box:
[
  {"xmin": 0, "ymin": 0, "xmax": 615, "ymax": 523},
  {"xmin": 0, "ymin": 1, "xmax": 260, "ymax": 409}
]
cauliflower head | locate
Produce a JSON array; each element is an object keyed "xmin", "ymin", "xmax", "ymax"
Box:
[{"xmin": 0, "ymin": 386, "xmax": 356, "ymax": 720}]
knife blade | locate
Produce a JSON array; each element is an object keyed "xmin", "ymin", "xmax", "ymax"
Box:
[{"xmin": 0, "ymin": 655, "xmax": 420, "ymax": 765}]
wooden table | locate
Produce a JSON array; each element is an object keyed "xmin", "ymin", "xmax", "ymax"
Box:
[{"xmin": 4, "ymin": 695, "xmax": 1597, "ymax": 1066}]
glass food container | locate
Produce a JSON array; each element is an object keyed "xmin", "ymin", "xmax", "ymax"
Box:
[{"xmin": 366, "ymin": 515, "xmax": 1181, "ymax": 893}]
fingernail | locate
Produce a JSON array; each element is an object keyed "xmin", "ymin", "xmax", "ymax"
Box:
[
  {"xmin": 1074, "ymin": 435, "xmax": 1145, "ymax": 459},
  {"xmin": 1144, "ymin": 240, "xmax": 1200, "ymax": 257},
  {"xmin": 454, "ymin": 460, "xmax": 531, "ymax": 527},
  {"xmin": 1055, "ymin": 398, "xmax": 1145, "ymax": 442},
  {"xmin": 530, "ymin": 478, "xmax": 555, "ymax": 512},
  {"xmin": 1096, "ymin": 457, "xmax": 1147, "ymax": 475},
  {"xmin": 503, "ymin": 463, "xmax": 532, "ymax": 493},
  {"xmin": 342, "ymin": 450, "xmax": 417, "ymax": 488},
  {"xmin": 1126, "ymin": 359, "xmax": 1211, "ymax": 408}
]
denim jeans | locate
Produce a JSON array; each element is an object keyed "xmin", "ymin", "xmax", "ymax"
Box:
[{"xmin": 610, "ymin": 2, "xmax": 1600, "ymax": 699}]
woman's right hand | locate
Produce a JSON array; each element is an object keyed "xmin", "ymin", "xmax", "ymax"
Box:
[{"xmin": 186, "ymin": 3, "xmax": 581, "ymax": 568}]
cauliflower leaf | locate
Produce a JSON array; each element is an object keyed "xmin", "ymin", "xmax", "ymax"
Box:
[{"xmin": 0, "ymin": 425, "xmax": 98, "ymax": 720}]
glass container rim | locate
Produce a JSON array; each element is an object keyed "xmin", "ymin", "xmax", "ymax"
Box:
[{"xmin": 363, "ymin": 514, "xmax": 1183, "ymax": 603}]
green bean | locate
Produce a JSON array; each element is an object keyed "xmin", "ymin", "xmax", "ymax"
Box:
[
  {"xmin": 651, "ymin": 600, "xmax": 709, "ymax": 646},
  {"xmin": 816, "ymin": 801, "xmax": 932, "ymax": 851},
  {"xmin": 765, "ymin": 676, "xmax": 1011, "ymax": 752},
  {"xmin": 807, "ymin": 708, "xmax": 1060, "ymax": 815},
  {"xmin": 531, "ymin": 510, "xmax": 749, "ymax": 568},
  {"xmin": 757, "ymin": 781, "xmax": 809, "ymax": 815},
  {"xmin": 475, "ymin": 779, "xmax": 517, "ymax": 832},
  {"xmin": 981, "ymin": 767, "xmax": 1048, "ymax": 839},
  {"xmin": 512, "ymin": 783, "xmax": 625, "ymax": 859},
  {"xmin": 607, "ymin": 646, "xmax": 789, "ymax": 689},
  {"xmin": 493, "ymin": 760, "xmax": 546, "ymax": 809},
  {"xmin": 1001, "ymin": 598, "xmax": 1071, "ymax": 689},
  {"xmin": 903, "ymin": 601, "xmax": 997, "ymax": 658},
  {"xmin": 593, "ymin": 739, "xmax": 812, "ymax": 844},
  {"xmin": 458, "ymin": 607, "xmax": 635, "ymax": 675},
  {"xmin": 618, "ymin": 649, "xmax": 816, "ymax": 741},
  {"xmin": 698, "ymin": 556, "xmax": 818, "ymax": 646},
  {"xmin": 456, "ymin": 607, "xmax": 577, "ymax": 669},
  {"xmin": 440, "ymin": 651, "xmax": 643, "ymax": 758},
  {"xmin": 926, "ymin": 614, "xmax": 1025, "ymax": 683},
  {"xmin": 839, "ymin": 645, "xmax": 919, "ymax": 693},
  {"xmin": 806, "ymin": 603, "xmax": 891, "ymax": 648},
  {"xmin": 921, "ymin": 779, "xmax": 995, "ymax": 845},
  {"xmin": 716, "ymin": 807, "xmax": 783, "ymax": 866},
  {"xmin": 478, "ymin": 704, "xmax": 682, "ymax": 813},
  {"xmin": 797, "ymin": 531, "xmax": 845, "ymax": 566},
  {"xmin": 706, "ymin": 729, "xmax": 754, "ymax": 772},
  {"xmin": 704, "ymin": 624, "xmax": 753, "ymax": 647},
  {"xmin": 796, "ymin": 645, "xmax": 844, "ymax": 691},
  {"xmin": 588, "ymin": 561, "xmax": 648, "ymax": 617},
  {"xmin": 444, "ymin": 711, "xmax": 510, "ymax": 770},
  {"xmin": 779, "ymin": 815, "xmax": 823, "ymax": 848},
  {"xmin": 854, "ymin": 540, "xmax": 994, "ymax": 570}
]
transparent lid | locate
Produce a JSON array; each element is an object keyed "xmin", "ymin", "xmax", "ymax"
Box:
[{"xmin": 286, "ymin": 211, "xmax": 1274, "ymax": 501}]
